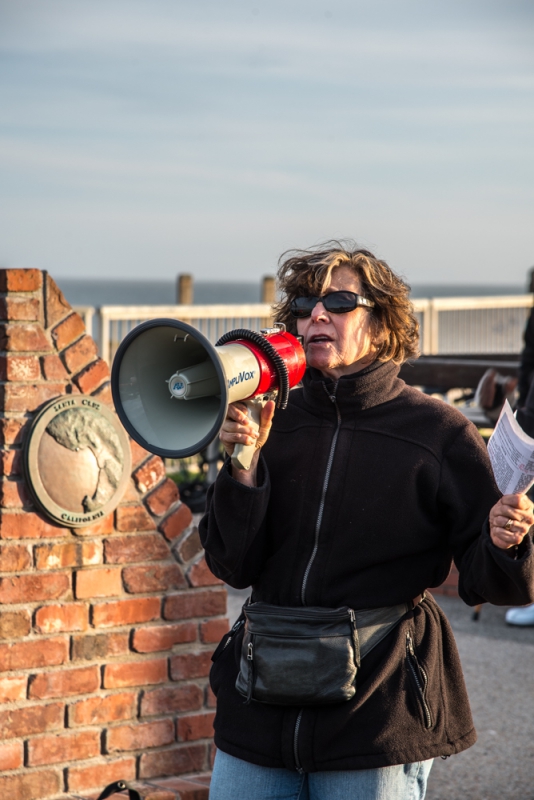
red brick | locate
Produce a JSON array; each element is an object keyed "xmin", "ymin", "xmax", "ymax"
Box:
[
  {"xmin": 69, "ymin": 691, "xmax": 136, "ymax": 726},
  {"xmin": 67, "ymin": 758, "xmax": 136, "ymax": 793},
  {"xmin": 132, "ymin": 788, "xmax": 178, "ymax": 800},
  {"xmin": 153, "ymin": 777, "xmax": 209, "ymax": 800},
  {"xmin": 115, "ymin": 505, "xmax": 157, "ymax": 532},
  {"xmin": 0, "ymin": 418, "xmax": 25, "ymax": 445},
  {"xmin": 107, "ymin": 719, "xmax": 175, "ymax": 752},
  {"xmin": 174, "ymin": 527, "xmax": 203, "ymax": 561},
  {"xmin": 62, "ymin": 334, "xmax": 98, "ymax": 373},
  {"xmin": 0, "ymin": 636, "xmax": 68, "ymax": 672},
  {"xmin": 41, "ymin": 353, "xmax": 69, "ymax": 380},
  {"xmin": 0, "ymin": 449, "xmax": 22, "ymax": 477},
  {"xmin": 0, "ymin": 478, "xmax": 31, "ymax": 508},
  {"xmin": 34, "ymin": 603, "xmax": 89, "ymax": 633},
  {"xmin": 0, "ymin": 741, "xmax": 23, "ymax": 771},
  {"xmin": 146, "ymin": 478, "xmax": 179, "ymax": 516},
  {"xmin": 132, "ymin": 622, "xmax": 197, "ymax": 653},
  {"xmin": 104, "ymin": 658, "xmax": 168, "ymax": 689},
  {"xmin": 177, "ymin": 712, "xmax": 215, "ymax": 742},
  {"xmin": 0, "ymin": 296, "xmax": 40, "ymax": 321},
  {"xmin": 200, "ymin": 618, "xmax": 229, "ymax": 644},
  {"xmin": 160, "ymin": 504, "xmax": 193, "ymax": 542},
  {"xmin": 123, "ymin": 564, "xmax": 186, "ymax": 594},
  {"xmin": 170, "ymin": 651, "xmax": 212, "ymax": 681},
  {"xmin": 188, "ymin": 557, "xmax": 223, "ymax": 587},
  {"xmin": 0, "ymin": 323, "xmax": 50, "ymax": 352},
  {"xmin": 141, "ymin": 684, "xmax": 203, "ymax": 717},
  {"xmin": 1, "ymin": 382, "xmax": 66, "ymax": 412},
  {"xmin": 139, "ymin": 743, "xmax": 206, "ymax": 779},
  {"xmin": 73, "ymin": 513, "xmax": 113, "ymax": 537},
  {"xmin": 130, "ymin": 439, "xmax": 151, "ymax": 467},
  {"xmin": 0, "ymin": 510, "xmax": 68, "ymax": 539},
  {"xmin": 206, "ymin": 684, "xmax": 216, "ymax": 708},
  {"xmin": 44, "ymin": 274, "xmax": 70, "ymax": 325},
  {"xmin": 0, "ymin": 701, "xmax": 64, "ymax": 739},
  {"xmin": 74, "ymin": 358, "xmax": 109, "ymax": 394},
  {"xmin": 28, "ymin": 729, "xmax": 100, "ymax": 766},
  {"xmin": 0, "ymin": 572, "xmax": 70, "ymax": 603},
  {"xmin": 34, "ymin": 540, "xmax": 102, "ymax": 569},
  {"xmin": 29, "ymin": 664, "xmax": 100, "ymax": 700},
  {"xmin": 51, "ymin": 312, "xmax": 85, "ymax": 350},
  {"xmin": 92, "ymin": 381, "xmax": 113, "ymax": 404},
  {"xmin": 75, "ymin": 566, "xmax": 122, "ymax": 599},
  {"xmin": 0, "ymin": 770, "xmax": 60, "ymax": 800},
  {"xmin": 164, "ymin": 589, "xmax": 226, "ymax": 621},
  {"xmin": 0, "ymin": 268, "xmax": 42, "ymax": 292},
  {"xmin": 0, "ymin": 542, "xmax": 31, "ymax": 571},
  {"xmin": 71, "ymin": 631, "xmax": 129, "ymax": 661},
  {"xmin": 104, "ymin": 532, "xmax": 167, "ymax": 563},
  {"xmin": 0, "ymin": 609, "xmax": 31, "ymax": 638},
  {"xmin": 93, "ymin": 596, "xmax": 160, "ymax": 628},
  {"xmin": 0, "ymin": 354, "xmax": 40, "ymax": 380},
  {"xmin": 134, "ymin": 455, "xmax": 166, "ymax": 494},
  {"xmin": 0, "ymin": 675, "xmax": 27, "ymax": 702}
]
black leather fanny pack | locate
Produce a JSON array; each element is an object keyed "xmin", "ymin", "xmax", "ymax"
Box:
[{"xmin": 235, "ymin": 598, "xmax": 422, "ymax": 706}]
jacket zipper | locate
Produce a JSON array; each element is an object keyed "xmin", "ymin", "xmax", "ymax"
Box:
[
  {"xmin": 294, "ymin": 382, "xmax": 341, "ymax": 772},
  {"xmin": 300, "ymin": 383, "xmax": 341, "ymax": 605},
  {"xmin": 406, "ymin": 632, "xmax": 433, "ymax": 729}
]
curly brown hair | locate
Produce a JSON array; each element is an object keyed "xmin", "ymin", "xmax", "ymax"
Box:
[{"xmin": 274, "ymin": 241, "xmax": 419, "ymax": 364}]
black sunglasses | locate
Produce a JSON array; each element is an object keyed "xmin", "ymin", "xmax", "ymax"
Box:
[{"xmin": 290, "ymin": 291, "xmax": 375, "ymax": 318}]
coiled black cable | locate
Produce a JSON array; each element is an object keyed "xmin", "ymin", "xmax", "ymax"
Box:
[{"xmin": 216, "ymin": 329, "xmax": 290, "ymax": 409}]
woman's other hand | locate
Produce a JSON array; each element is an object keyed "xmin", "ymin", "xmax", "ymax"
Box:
[
  {"xmin": 219, "ymin": 400, "xmax": 276, "ymax": 486},
  {"xmin": 489, "ymin": 494, "xmax": 534, "ymax": 550}
]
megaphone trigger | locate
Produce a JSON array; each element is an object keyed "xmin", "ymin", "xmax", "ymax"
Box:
[{"xmin": 231, "ymin": 396, "xmax": 266, "ymax": 471}]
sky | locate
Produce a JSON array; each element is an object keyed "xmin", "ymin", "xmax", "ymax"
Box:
[{"xmin": 0, "ymin": 0, "xmax": 533, "ymax": 285}]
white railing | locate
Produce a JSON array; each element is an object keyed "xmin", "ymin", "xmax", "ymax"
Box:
[
  {"xmin": 74, "ymin": 296, "xmax": 533, "ymax": 365},
  {"xmin": 412, "ymin": 295, "xmax": 532, "ymax": 355},
  {"xmin": 98, "ymin": 304, "xmax": 273, "ymax": 365}
]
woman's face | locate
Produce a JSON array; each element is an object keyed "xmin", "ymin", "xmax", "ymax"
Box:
[{"xmin": 296, "ymin": 265, "xmax": 376, "ymax": 380}]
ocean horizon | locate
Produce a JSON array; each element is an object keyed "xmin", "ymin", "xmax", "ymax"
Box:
[{"xmin": 57, "ymin": 278, "xmax": 528, "ymax": 308}]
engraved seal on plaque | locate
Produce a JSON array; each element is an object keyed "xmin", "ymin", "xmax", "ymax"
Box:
[{"xmin": 24, "ymin": 396, "xmax": 132, "ymax": 527}]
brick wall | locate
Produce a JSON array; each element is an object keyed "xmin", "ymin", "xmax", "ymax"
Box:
[{"xmin": 0, "ymin": 270, "xmax": 225, "ymax": 800}]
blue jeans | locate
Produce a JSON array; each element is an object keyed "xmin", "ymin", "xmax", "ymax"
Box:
[{"xmin": 210, "ymin": 750, "xmax": 433, "ymax": 800}]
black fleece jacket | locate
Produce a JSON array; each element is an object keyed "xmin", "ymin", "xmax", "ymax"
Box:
[{"xmin": 200, "ymin": 361, "xmax": 534, "ymax": 772}]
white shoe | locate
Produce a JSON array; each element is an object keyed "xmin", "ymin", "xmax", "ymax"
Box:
[{"xmin": 505, "ymin": 603, "xmax": 534, "ymax": 626}]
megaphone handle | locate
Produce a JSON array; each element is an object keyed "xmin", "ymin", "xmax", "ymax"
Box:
[{"xmin": 231, "ymin": 397, "xmax": 265, "ymax": 471}]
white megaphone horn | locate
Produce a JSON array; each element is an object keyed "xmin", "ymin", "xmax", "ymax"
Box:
[{"xmin": 111, "ymin": 320, "xmax": 306, "ymax": 471}]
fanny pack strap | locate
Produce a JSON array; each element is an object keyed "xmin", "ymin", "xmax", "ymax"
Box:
[{"xmin": 356, "ymin": 593, "xmax": 425, "ymax": 660}]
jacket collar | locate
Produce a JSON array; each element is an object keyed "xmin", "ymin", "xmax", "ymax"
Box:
[{"xmin": 301, "ymin": 359, "xmax": 405, "ymax": 412}]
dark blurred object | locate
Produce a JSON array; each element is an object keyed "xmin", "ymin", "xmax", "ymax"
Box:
[
  {"xmin": 474, "ymin": 369, "xmax": 518, "ymax": 423},
  {"xmin": 400, "ymin": 354, "xmax": 518, "ymax": 394},
  {"xmin": 179, "ymin": 480, "xmax": 209, "ymax": 513},
  {"xmin": 527, "ymin": 266, "xmax": 534, "ymax": 294}
]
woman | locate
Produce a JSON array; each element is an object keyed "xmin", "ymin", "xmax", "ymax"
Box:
[{"xmin": 200, "ymin": 244, "xmax": 534, "ymax": 800}]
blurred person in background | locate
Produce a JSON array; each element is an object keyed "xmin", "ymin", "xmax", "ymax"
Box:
[{"xmin": 201, "ymin": 243, "xmax": 534, "ymax": 800}]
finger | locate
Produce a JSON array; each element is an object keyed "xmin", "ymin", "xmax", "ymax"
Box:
[{"xmin": 501, "ymin": 494, "xmax": 534, "ymax": 511}]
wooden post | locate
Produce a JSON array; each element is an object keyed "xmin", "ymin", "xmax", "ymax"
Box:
[
  {"xmin": 261, "ymin": 275, "xmax": 276, "ymax": 304},
  {"xmin": 177, "ymin": 273, "xmax": 194, "ymax": 304}
]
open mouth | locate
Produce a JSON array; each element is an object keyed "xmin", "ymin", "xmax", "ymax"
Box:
[{"xmin": 308, "ymin": 335, "xmax": 332, "ymax": 344}]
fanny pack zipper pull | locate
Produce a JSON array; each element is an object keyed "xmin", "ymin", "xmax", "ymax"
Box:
[{"xmin": 245, "ymin": 638, "xmax": 255, "ymax": 705}]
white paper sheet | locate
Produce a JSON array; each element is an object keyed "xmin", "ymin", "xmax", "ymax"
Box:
[{"xmin": 487, "ymin": 400, "xmax": 534, "ymax": 495}]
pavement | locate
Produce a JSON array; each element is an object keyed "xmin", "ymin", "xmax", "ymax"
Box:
[{"xmin": 226, "ymin": 587, "xmax": 534, "ymax": 800}]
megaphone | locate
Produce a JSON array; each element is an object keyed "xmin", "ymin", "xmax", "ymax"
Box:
[{"xmin": 111, "ymin": 320, "xmax": 306, "ymax": 470}]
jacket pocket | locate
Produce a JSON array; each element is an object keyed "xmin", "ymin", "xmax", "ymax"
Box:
[{"xmin": 406, "ymin": 632, "xmax": 433, "ymax": 729}]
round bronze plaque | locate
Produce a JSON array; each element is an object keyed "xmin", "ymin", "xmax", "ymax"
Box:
[{"xmin": 24, "ymin": 395, "xmax": 132, "ymax": 527}]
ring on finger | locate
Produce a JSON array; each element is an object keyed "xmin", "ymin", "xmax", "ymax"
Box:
[{"xmin": 504, "ymin": 518, "xmax": 515, "ymax": 531}]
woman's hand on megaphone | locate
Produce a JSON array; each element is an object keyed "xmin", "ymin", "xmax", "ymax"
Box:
[{"xmin": 220, "ymin": 400, "xmax": 276, "ymax": 486}]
